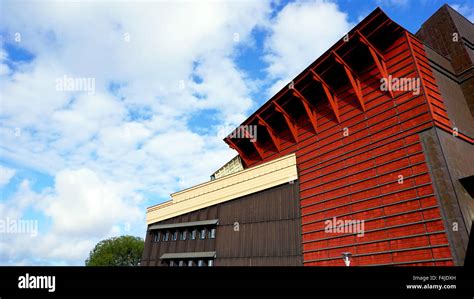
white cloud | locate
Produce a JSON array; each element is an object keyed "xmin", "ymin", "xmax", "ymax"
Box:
[
  {"xmin": 263, "ymin": 0, "xmax": 353, "ymax": 95},
  {"xmin": 0, "ymin": 47, "xmax": 10, "ymax": 76},
  {"xmin": 451, "ymin": 3, "xmax": 474, "ymax": 22},
  {"xmin": 0, "ymin": 0, "xmax": 271, "ymax": 265},
  {"xmin": 0, "ymin": 0, "xmax": 359, "ymax": 266},
  {"xmin": 0, "ymin": 170, "xmax": 143, "ymax": 265},
  {"xmin": 0, "ymin": 165, "xmax": 16, "ymax": 187},
  {"xmin": 376, "ymin": 0, "xmax": 409, "ymax": 8},
  {"xmin": 40, "ymin": 168, "xmax": 142, "ymax": 237}
]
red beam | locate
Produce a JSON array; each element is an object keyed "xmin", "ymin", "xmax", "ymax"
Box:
[
  {"xmin": 256, "ymin": 115, "xmax": 281, "ymax": 152},
  {"xmin": 225, "ymin": 138, "xmax": 250, "ymax": 167},
  {"xmin": 292, "ymin": 89, "xmax": 318, "ymax": 133},
  {"xmin": 237, "ymin": 126, "xmax": 265, "ymax": 160},
  {"xmin": 224, "ymin": 12, "xmax": 394, "ymax": 130},
  {"xmin": 273, "ymin": 102, "xmax": 298, "ymax": 142},
  {"xmin": 224, "ymin": 11, "xmax": 398, "ymax": 136},
  {"xmin": 356, "ymin": 30, "xmax": 394, "ymax": 99},
  {"xmin": 252, "ymin": 142, "xmax": 265, "ymax": 160},
  {"xmin": 332, "ymin": 51, "xmax": 365, "ymax": 112},
  {"xmin": 310, "ymin": 70, "xmax": 341, "ymax": 123}
]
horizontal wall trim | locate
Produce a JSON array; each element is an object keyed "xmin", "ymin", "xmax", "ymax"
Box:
[
  {"xmin": 302, "ymin": 193, "xmax": 435, "ymax": 221},
  {"xmin": 302, "ymin": 204, "xmax": 440, "ymax": 235},
  {"xmin": 298, "ymin": 109, "xmax": 431, "ymax": 175},
  {"xmin": 302, "ymin": 183, "xmax": 432, "ymax": 212},
  {"xmin": 300, "ymin": 138, "xmax": 421, "ymax": 185},
  {"xmin": 160, "ymin": 251, "xmax": 216, "ymax": 260},
  {"xmin": 364, "ymin": 257, "xmax": 453, "ymax": 266},
  {"xmin": 148, "ymin": 219, "xmax": 218, "ymax": 231},
  {"xmin": 303, "ymin": 243, "xmax": 449, "ymax": 263},
  {"xmin": 300, "ymin": 152, "xmax": 426, "ymax": 195},
  {"xmin": 303, "ymin": 230, "xmax": 447, "ymax": 254},
  {"xmin": 298, "ymin": 101, "xmax": 431, "ymax": 166},
  {"xmin": 299, "ymin": 117, "xmax": 430, "ymax": 176},
  {"xmin": 300, "ymin": 171, "xmax": 430, "ymax": 202},
  {"xmin": 302, "ymin": 217, "xmax": 442, "ymax": 243},
  {"xmin": 215, "ymin": 217, "xmax": 301, "ymax": 227}
]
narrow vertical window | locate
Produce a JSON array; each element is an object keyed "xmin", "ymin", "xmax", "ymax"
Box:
[
  {"xmin": 172, "ymin": 230, "xmax": 178, "ymax": 241},
  {"xmin": 200, "ymin": 228, "xmax": 206, "ymax": 240},
  {"xmin": 198, "ymin": 260, "xmax": 205, "ymax": 267},
  {"xmin": 188, "ymin": 260, "xmax": 194, "ymax": 267},
  {"xmin": 153, "ymin": 231, "xmax": 161, "ymax": 242},
  {"xmin": 191, "ymin": 229, "xmax": 197, "ymax": 240},
  {"xmin": 208, "ymin": 259, "xmax": 214, "ymax": 267},
  {"xmin": 163, "ymin": 231, "xmax": 170, "ymax": 242},
  {"xmin": 209, "ymin": 228, "xmax": 216, "ymax": 239}
]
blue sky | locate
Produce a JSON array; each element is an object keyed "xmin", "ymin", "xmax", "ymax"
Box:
[{"xmin": 0, "ymin": 0, "xmax": 473, "ymax": 265}]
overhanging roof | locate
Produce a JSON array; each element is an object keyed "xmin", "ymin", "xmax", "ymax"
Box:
[
  {"xmin": 224, "ymin": 7, "xmax": 406, "ymax": 167},
  {"xmin": 160, "ymin": 251, "xmax": 216, "ymax": 260},
  {"xmin": 149, "ymin": 219, "xmax": 218, "ymax": 231}
]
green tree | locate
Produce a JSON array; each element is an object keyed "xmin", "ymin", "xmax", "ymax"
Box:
[{"xmin": 85, "ymin": 235, "xmax": 144, "ymax": 266}]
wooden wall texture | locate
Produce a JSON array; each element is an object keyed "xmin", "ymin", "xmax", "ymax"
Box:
[
  {"xmin": 242, "ymin": 33, "xmax": 456, "ymax": 266},
  {"xmin": 141, "ymin": 182, "xmax": 303, "ymax": 266}
]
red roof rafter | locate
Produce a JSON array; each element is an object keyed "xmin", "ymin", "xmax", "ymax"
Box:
[
  {"xmin": 310, "ymin": 70, "xmax": 341, "ymax": 122},
  {"xmin": 223, "ymin": 8, "xmax": 405, "ymax": 167},
  {"xmin": 332, "ymin": 51, "xmax": 366, "ymax": 112},
  {"xmin": 355, "ymin": 30, "xmax": 394, "ymax": 98},
  {"xmin": 292, "ymin": 88, "xmax": 318, "ymax": 133},
  {"xmin": 225, "ymin": 138, "xmax": 250, "ymax": 167},
  {"xmin": 250, "ymin": 140, "xmax": 265, "ymax": 160},
  {"xmin": 239, "ymin": 127, "xmax": 265, "ymax": 160},
  {"xmin": 273, "ymin": 102, "xmax": 298, "ymax": 142},
  {"xmin": 256, "ymin": 115, "xmax": 281, "ymax": 152}
]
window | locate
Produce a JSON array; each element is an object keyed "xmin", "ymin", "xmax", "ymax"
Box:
[
  {"xmin": 460, "ymin": 175, "xmax": 474, "ymax": 198},
  {"xmin": 209, "ymin": 228, "xmax": 216, "ymax": 239},
  {"xmin": 188, "ymin": 260, "xmax": 194, "ymax": 267},
  {"xmin": 170, "ymin": 260, "xmax": 176, "ymax": 267},
  {"xmin": 197, "ymin": 260, "xmax": 205, "ymax": 267},
  {"xmin": 208, "ymin": 259, "xmax": 214, "ymax": 267},
  {"xmin": 200, "ymin": 228, "xmax": 206, "ymax": 240},
  {"xmin": 172, "ymin": 231, "xmax": 178, "ymax": 241},
  {"xmin": 179, "ymin": 260, "xmax": 185, "ymax": 267},
  {"xmin": 163, "ymin": 231, "xmax": 170, "ymax": 242},
  {"xmin": 191, "ymin": 229, "xmax": 197, "ymax": 240},
  {"xmin": 153, "ymin": 231, "xmax": 161, "ymax": 242},
  {"xmin": 179, "ymin": 231, "xmax": 186, "ymax": 241}
]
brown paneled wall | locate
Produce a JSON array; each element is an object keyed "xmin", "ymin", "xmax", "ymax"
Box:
[
  {"xmin": 141, "ymin": 181, "xmax": 303, "ymax": 266},
  {"xmin": 416, "ymin": 4, "xmax": 474, "ymax": 117}
]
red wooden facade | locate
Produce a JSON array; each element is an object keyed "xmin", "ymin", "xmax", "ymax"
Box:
[{"xmin": 224, "ymin": 8, "xmax": 473, "ymax": 266}]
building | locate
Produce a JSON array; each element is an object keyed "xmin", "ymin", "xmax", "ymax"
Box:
[{"xmin": 141, "ymin": 5, "xmax": 474, "ymax": 266}]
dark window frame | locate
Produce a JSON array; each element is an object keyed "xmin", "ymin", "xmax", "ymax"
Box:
[
  {"xmin": 209, "ymin": 228, "xmax": 216, "ymax": 239},
  {"xmin": 153, "ymin": 231, "xmax": 161, "ymax": 242},
  {"xmin": 163, "ymin": 231, "xmax": 170, "ymax": 242},
  {"xmin": 179, "ymin": 230, "xmax": 186, "ymax": 241}
]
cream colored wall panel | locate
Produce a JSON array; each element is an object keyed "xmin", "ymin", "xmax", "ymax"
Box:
[{"xmin": 146, "ymin": 153, "xmax": 298, "ymax": 224}]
